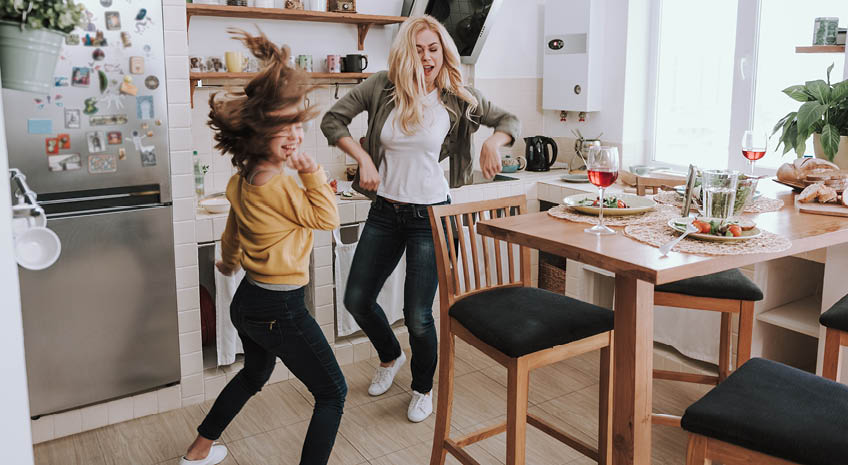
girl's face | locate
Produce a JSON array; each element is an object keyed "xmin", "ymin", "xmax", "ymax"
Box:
[
  {"xmin": 268, "ymin": 122, "xmax": 303, "ymax": 162},
  {"xmin": 415, "ymin": 28, "xmax": 443, "ymax": 90}
]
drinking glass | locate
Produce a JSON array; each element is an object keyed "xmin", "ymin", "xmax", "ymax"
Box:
[
  {"xmin": 741, "ymin": 130, "xmax": 767, "ymax": 176},
  {"xmin": 700, "ymin": 170, "xmax": 739, "ymax": 220},
  {"xmin": 584, "ymin": 146, "xmax": 620, "ymax": 235}
]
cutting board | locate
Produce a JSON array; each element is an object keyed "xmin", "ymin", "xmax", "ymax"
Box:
[{"xmin": 796, "ymin": 198, "xmax": 848, "ymax": 217}]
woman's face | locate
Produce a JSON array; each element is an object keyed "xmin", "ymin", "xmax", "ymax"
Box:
[
  {"xmin": 267, "ymin": 105, "xmax": 305, "ymax": 162},
  {"xmin": 415, "ymin": 28, "xmax": 443, "ymax": 90}
]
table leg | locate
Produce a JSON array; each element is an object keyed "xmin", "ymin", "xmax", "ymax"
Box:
[{"xmin": 612, "ymin": 276, "xmax": 654, "ymax": 465}]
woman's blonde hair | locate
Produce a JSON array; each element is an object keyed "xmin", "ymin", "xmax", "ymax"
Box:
[
  {"xmin": 208, "ymin": 28, "xmax": 318, "ymax": 176},
  {"xmin": 387, "ymin": 15, "xmax": 477, "ymax": 135}
]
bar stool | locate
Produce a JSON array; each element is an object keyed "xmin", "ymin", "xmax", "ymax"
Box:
[
  {"xmin": 428, "ymin": 195, "xmax": 615, "ymax": 465},
  {"xmin": 681, "ymin": 357, "xmax": 848, "ymax": 464},
  {"xmin": 820, "ymin": 293, "xmax": 848, "ymax": 381},
  {"xmin": 651, "ymin": 269, "xmax": 761, "ymax": 427}
]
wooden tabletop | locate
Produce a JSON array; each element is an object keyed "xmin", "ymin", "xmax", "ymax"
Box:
[{"xmin": 477, "ymin": 180, "xmax": 848, "ymax": 285}]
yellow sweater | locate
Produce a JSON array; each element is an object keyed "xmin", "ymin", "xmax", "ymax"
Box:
[{"xmin": 220, "ymin": 168, "xmax": 340, "ymax": 285}]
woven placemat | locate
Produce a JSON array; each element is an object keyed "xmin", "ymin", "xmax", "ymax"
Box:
[
  {"xmin": 652, "ymin": 191, "xmax": 783, "ymax": 214},
  {"xmin": 623, "ymin": 222, "xmax": 792, "ymax": 256},
  {"xmin": 546, "ymin": 203, "xmax": 680, "ymax": 226}
]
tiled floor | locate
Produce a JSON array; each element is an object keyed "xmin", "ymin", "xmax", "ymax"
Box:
[{"xmin": 34, "ymin": 340, "xmax": 711, "ymax": 465}]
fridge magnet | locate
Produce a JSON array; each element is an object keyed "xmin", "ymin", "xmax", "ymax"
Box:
[
  {"xmin": 141, "ymin": 122, "xmax": 149, "ymax": 130},
  {"xmin": 129, "ymin": 56, "xmax": 144, "ymax": 75},
  {"xmin": 27, "ymin": 119, "xmax": 52, "ymax": 135},
  {"xmin": 100, "ymin": 0, "xmax": 112, "ymax": 6},
  {"xmin": 88, "ymin": 154, "xmax": 117, "ymax": 174},
  {"xmin": 154, "ymin": 119, "xmax": 162, "ymax": 126},
  {"xmin": 104, "ymin": 63, "xmax": 124, "ymax": 74},
  {"xmin": 118, "ymin": 148, "xmax": 126, "ymax": 160},
  {"xmin": 58, "ymin": 133, "xmax": 71, "ymax": 149},
  {"xmin": 107, "ymin": 131, "xmax": 122, "ymax": 145},
  {"xmin": 83, "ymin": 33, "xmax": 93, "ymax": 46},
  {"xmin": 48, "ymin": 153, "xmax": 82, "ymax": 172},
  {"xmin": 87, "ymin": 131, "xmax": 106, "ymax": 153},
  {"xmin": 144, "ymin": 75, "xmax": 159, "ymax": 90},
  {"xmin": 98, "ymin": 70, "xmax": 108, "ymax": 93},
  {"xmin": 71, "ymin": 67, "xmax": 90, "ymax": 87},
  {"xmin": 105, "ymin": 12, "xmax": 121, "ymax": 31},
  {"xmin": 90, "ymin": 114, "xmax": 128, "ymax": 126},
  {"xmin": 140, "ymin": 147, "xmax": 157, "ymax": 167},
  {"xmin": 66, "ymin": 34, "xmax": 80, "ymax": 46},
  {"xmin": 54, "ymin": 76, "xmax": 69, "ymax": 87},
  {"xmin": 83, "ymin": 97, "xmax": 99, "ymax": 115},
  {"xmin": 120, "ymin": 76, "xmax": 138, "ymax": 96},
  {"xmin": 120, "ymin": 32, "xmax": 132, "ymax": 48},
  {"xmin": 136, "ymin": 95, "xmax": 154, "ymax": 120},
  {"xmin": 94, "ymin": 31, "xmax": 107, "ymax": 47},
  {"xmin": 92, "ymin": 48, "xmax": 105, "ymax": 61},
  {"xmin": 64, "ymin": 109, "xmax": 81, "ymax": 129},
  {"xmin": 135, "ymin": 8, "xmax": 147, "ymax": 21},
  {"xmin": 143, "ymin": 44, "xmax": 153, "ymax": 58},
  {"xmin": 46, "ymin": 137, "xmax": 60, "ymax": 155},
  {"xmin": 146, "ymin": 130, "xmax": 153, "ymax": 137}
]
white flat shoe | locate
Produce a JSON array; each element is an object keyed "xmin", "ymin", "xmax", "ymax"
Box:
[
  {"xmin": 179, "ymin": 443, "xmax": 228, "ymax": 465},
  {"xmin": 407, "ymin": 390, "xmax": 433, "ymax": 423},
  {"xmin": 368, "ymin": 351, "xmax": 406, "ymax": 396}
]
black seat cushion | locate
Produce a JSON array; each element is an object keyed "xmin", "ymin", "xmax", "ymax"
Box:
[
  {"xmin": 655, "ymin": 268, "xmax": 763, "ymax": 301},
  {"xmin": 820, "ymin": 292, "xmax": 848, "ymax": 332},
  {"xmin": 681, "ymin": 358, "xmax": 848, "ymax": 465},
  {"xmin": 448, "ymin": 287, "xmax": 613, "ymax": 358}
]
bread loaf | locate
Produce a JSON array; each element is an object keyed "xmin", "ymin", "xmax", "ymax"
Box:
[
  {"xmin": 778, "ymin": 158, "xmax": 840, "ymax": 183},
  {"xmin": 819, "ymin": 185, "xmax": 838, "ymax": 203},
  {"xmin": 798, "ymin": 183, "xmax": 823, "ymax": 202}
]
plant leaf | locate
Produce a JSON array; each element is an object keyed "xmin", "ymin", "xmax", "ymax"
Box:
[
  {"xmin": 795, "ymin": 132, "xmax": 807, "ymax": 158},
  {"xmin": 772, "ymin": 112, "xmax": 796, "ymax": 135},
  {"xmin": 797, "ymin": 101, "xmax": 827, "ymax": 134},
  {"xmin": 821, "ymin": 124, "xmax": 841, "ymax": 161},
  {"xmin": 782, "ymin": 121, "xmax": 798, "ymax": 155},
  {"xmin": 806, "ymin": 80, "xmax": 831, "ymax": 103},
  {"xmin": 832, "ymin": 79, "xmax": 848, "ymax": 103},
  {"xmin": 827, "ymin": 63, "xmax": 835, "ymax": 85},
  {"xmin": 782, "ymin": 85, "xmax": 813, "ymax": 102}
]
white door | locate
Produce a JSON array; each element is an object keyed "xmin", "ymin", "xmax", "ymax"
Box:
[{"xmin": 0, "ymin": 76, "xmax": 36, "ymax": 463}]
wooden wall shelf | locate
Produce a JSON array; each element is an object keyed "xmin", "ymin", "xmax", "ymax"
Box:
[
  {"xmin": 186, "ymin": 4, "xmax": 407, "ymax": 50},
  {"xmin": 795, "ymin": 45, "xmax": 846, "ymax": 54},
  {"xmin": 189, "ymin": 71, "xmax": 372, "ymax": 106}
]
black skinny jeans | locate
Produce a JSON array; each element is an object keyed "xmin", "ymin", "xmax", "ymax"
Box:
[{"xmin": 197, "ymin": 281, "xmax": 347, "ymax": 465}]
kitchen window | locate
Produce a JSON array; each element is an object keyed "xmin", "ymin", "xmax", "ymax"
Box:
[{"xmin": 650, "ymin": 0, "xmax": 847, "ymax": 172}]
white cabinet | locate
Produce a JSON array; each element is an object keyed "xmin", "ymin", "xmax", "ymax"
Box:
[{"xmin": 542, "ymin": 0, "xmax": 606, "ymax": 112}]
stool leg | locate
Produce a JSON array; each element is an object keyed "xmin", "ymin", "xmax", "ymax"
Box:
[
  {"xmin": 685, "ymin": 434, "xmax": 711, "ymax": 465},
  {"xmin": 506, "ymin": 358, "xmax": 529, "ymax": 465},
  {"xmin": 822, "ymin": 328, "xmax": 843, "ymax": 382},
  {"xmin": 718, "ymin": 312, "xmax": 732, "ymax": 381},
  {"xmin": 735, "ymin": 301, "xmax": 754, "ymax": 370},
  {"xmin": 598, "ymin": 340, "xmax": 613, "ymax": 465},
  {"xmin": 430, "ymin": 333, "xmax": 456, "ymax": 465}
]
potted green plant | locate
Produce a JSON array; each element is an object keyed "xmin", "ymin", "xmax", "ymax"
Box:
[
  {"xmin": 0, "ymin": 0, "xmax": 87, "ymax": 93},
  {"xmin": 773, "ymin": 64, "xmax": 848, "ymax": 168}
]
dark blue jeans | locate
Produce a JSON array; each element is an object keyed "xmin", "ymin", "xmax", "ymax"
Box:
[
  {"xmin": 344, "ymin": 196, "xmax": 448, "ymax": 394},
  {"xmin": 197, "ymin": 281, "xmax": 346, "ymax": 465}
]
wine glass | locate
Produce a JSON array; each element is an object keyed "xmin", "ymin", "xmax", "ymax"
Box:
[
  {"xmin": 585, "ymin": 146, "xmax": 620, "ymax": 235},
  {"xmin": 741, "ymin": 130, "xmax": 768, "ymax": 176}
]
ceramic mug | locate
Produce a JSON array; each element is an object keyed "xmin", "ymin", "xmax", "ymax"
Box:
[
  {"xmin": 341, "ymin": 54, "xmax": 368, "ymax": 73},
  {"xmin": 501, "ymin": 155, "xmax": 526, "ymax": 173},
  {"xmin": 225, "ymin": 51, "xmax": 244, "ymax": 72},
  {"xmin": 296, "ymin": 54, "xmax": 313, "ymax": 72},
  {"xmin": 326, "ymin": 54, "xmax": 342, "ymax": 73}
]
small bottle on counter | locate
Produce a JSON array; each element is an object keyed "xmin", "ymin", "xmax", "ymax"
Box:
[{"xmin": 193, "ymin": 150, "xmax": 206, "ymax": 198}]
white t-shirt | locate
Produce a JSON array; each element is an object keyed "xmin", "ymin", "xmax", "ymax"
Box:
[{"xmin": 377, "ymin": 89, "xmax": 451, "ymax": 204}]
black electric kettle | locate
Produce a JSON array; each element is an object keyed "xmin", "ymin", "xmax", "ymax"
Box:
[{"xmin": 524, "ymin": 136, "xmax": 558, "ymax": 171}]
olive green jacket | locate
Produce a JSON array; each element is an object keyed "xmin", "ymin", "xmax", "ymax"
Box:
[{"xmin": 320, "ymin": 71, "xmax": 521, "ymax": 200}]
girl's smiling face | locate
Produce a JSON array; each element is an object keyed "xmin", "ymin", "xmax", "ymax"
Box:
[
  {"xmin": 267, "ymin": 105, "xmax": 305, "ymax": 162},
  {"xmin": 415, "ymin": 28, "xmax": 443, "ymax": 91}
]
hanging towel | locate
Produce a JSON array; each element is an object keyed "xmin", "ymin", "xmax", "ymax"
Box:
[
  {"xmin": 334, "ymin": 225, "xmax": 407, "ymax": 337},
  {"xmin": 215, "ymin": 242, "xmax": 244, "ymax": 366}
]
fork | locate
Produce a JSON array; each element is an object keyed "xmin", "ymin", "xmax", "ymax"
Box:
[{"xmin": 659, "ymin": 220, "xmax": 699, "ymax": 256}]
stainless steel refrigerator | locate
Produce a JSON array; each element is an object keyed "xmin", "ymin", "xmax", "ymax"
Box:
[{"xmin": 3, "ymin": 0, "xmax": 180, "ymax": 417}]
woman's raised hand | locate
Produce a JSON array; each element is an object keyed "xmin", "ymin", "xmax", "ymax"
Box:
[{"xmin": 287, "ymin": 151, "xmax": 319, "ymax": 174}]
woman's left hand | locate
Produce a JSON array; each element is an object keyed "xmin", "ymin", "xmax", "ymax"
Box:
[{"xmin": 480, "ymin": 139, "xmax": 502, "ymax": 179}]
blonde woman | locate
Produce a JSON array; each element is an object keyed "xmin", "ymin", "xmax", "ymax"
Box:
[{"xmin": 321, "ymin": 15, "xmax": 520, "ymax": 422}]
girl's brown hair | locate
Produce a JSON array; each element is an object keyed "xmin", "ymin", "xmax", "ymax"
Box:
[{"xmin": 208, "ymin": 28, "xmax": 318, "ymax": 176}]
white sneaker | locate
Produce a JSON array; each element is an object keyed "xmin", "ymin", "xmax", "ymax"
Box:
[
  {"xmin": 407, "ymin": 390, "xmax": 433, "ymax": 423},
  {"xmin": 179, "ymin": 443, "xmax": 228, "ymax": 465},
  {"xmin": 368, "ymin": 351, "xmax": 407, "ymax": 396}
]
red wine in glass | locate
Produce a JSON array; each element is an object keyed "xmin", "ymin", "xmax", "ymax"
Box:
[
  {"xmin": 741, "ymin": 130, "xmax": 768, "ymax": 175},
  {"xmin": 588, "ymin": 169, "xmax": 619, "ymax": 188},
  {"xmin": 742, "ymin": 150, "xmax": 765, "ymax": 161}
]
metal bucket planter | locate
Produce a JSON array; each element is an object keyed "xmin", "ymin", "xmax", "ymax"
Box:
[{"xmin": 0, "ymin": 20, "xmax": 65, "ymax": 94}]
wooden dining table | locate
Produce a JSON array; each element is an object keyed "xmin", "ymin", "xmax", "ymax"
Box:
[{"xmin": 475, "ymin": 180, "xmax": 848, "ymax": 464}]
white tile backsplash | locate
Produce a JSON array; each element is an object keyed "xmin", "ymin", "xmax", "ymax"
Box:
[
  {"xmin": 314, "ymin": 246, "xmax": 332, "ymax": 267},
  {"xmin": 165, "ymin": 57, "xmax": 190, "ymax": 81},
  {"xmin": 178, "ymin": 309, "xmax": 201, "ymax": 335},
  {"xmin": 315, "ymin": 304, "xmax": 334, "ymax": 325},
  {"xmin": 164, "ymin": 31, "xmax": 189, "ymax": 56},
  {"xmin": 315, "ymin": 285, "xmax": 334, "ymax": 308},
  {"xmin": 339, "ymin": 203, "xmax": 356, "ymax": 224},
  {"xmin": 176, "ymin": 265, "xmax": 199, "ymax": 289},
  {"xmin": 168, "ymin": 103, "xmax": 192, "ymax": 129},
  {"xmin": 132, "ymin": 392, "xmax": 158, "ymax": 418},
  {"xmin": 30, "ymin": 416, "xmax": 54, "ymax": 444},
  {"xmin": 52, "ymin": 409, "xmax": 82, "ymax": 438},
  {"xmin": 171, "ymin": 150, "xmax": 193, "ymax": 176},
  {"xmin": 162, "ymin": 5, "xmax": 187, "ymax": 32},
  {"xmin": 169, "ymin": 128, "xmax": 193, "ymax": 152},
  {"xmin": 195, "ymin": 219, "xmax": 214, "ymax": 243},
  {"xmin": 314, "ymin": 230, "xmax": 332, "ymax": 247},
  {"xmin": 106, "ymin": 397, "xmax": 134, "ymax": 425},
  {"xmin": 180, "ymin": 373, "xmax": 204, "ymax": 398},
  {"xmin": 173, "ymin": 220, "xmax": 196, "ymax": 245},
  {"xmin": 174, "ymin": 243, "xmax": 198, "ymax": 267},
  {"xmin": 172, "ymin": 174, "xmax": 195, "ymax": 200},
  {"xmin": 212, "ymin": 217, "xmax": 228, "ymax": 237},
  {"xmin": 80, "ymin": 403, "xmax": 108, "ymax": 432},
  {"xmin": 177, "ymin": 286, "xmax": 200, "ymax": 311},
  {"xmin": 173, "ymin": 198, "xmax": 196, "ymax": 222},
  {"xmin": 157, "ymin": 385, "xmax": 182, "ymax": 413},
  {"xmin": 314, "ymin": 265, "xmax": 332, "ymax": 287},
  {"xmin": 181, "ymin": 351, "xmax": 203, "ymax": 378},
  {"xmin": 179, "ymin": 331, "xmax": 202, "ymax": 355},
  {"xmin": 166, "ymin": 79, "xmax": 190, "ymax": 105}
]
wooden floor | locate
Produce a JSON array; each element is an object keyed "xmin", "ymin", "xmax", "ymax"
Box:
[{"xmin": 34, "ymin": 340, "xmax": 710, "ymax": 465}]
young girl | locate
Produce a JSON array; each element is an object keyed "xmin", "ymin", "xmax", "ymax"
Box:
[
  {"xmin": 180, "ymin": 29, "xmax": 345, "ymax": 465},
  {"xmin": 321, "ymin": 16, "xmax": 519, "ymax": 423}
]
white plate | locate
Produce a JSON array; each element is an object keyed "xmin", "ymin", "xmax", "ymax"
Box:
[
  {"xmin": 667, "ymin": 217, "xmax": 762, "ymax": 242},
  {"xmin": 199, "ymin": 196, "xmax": 230, "ymax": 214},
  {"xmin": 563, "ymin": 193, "xmax": 657, "ymax": 216},
  {"xmin": 561, "ymin": 173, "xmax": 589, "ymax": 183}
]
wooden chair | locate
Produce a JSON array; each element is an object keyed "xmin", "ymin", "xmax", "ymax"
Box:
[
  {"xmin": 681, "ymin": 358, "xmax": 848, "ymax": 464},
  {"xmin": 427, "ymin": 195, "xmax": 615, "ymax": 465},
  {"xmin": 650, "ymin": 269, "xmax": 760, "ymax": 427},
  {"xmin": 820, "ymin": 293, "xmax": 848, "ymax": 381}
]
